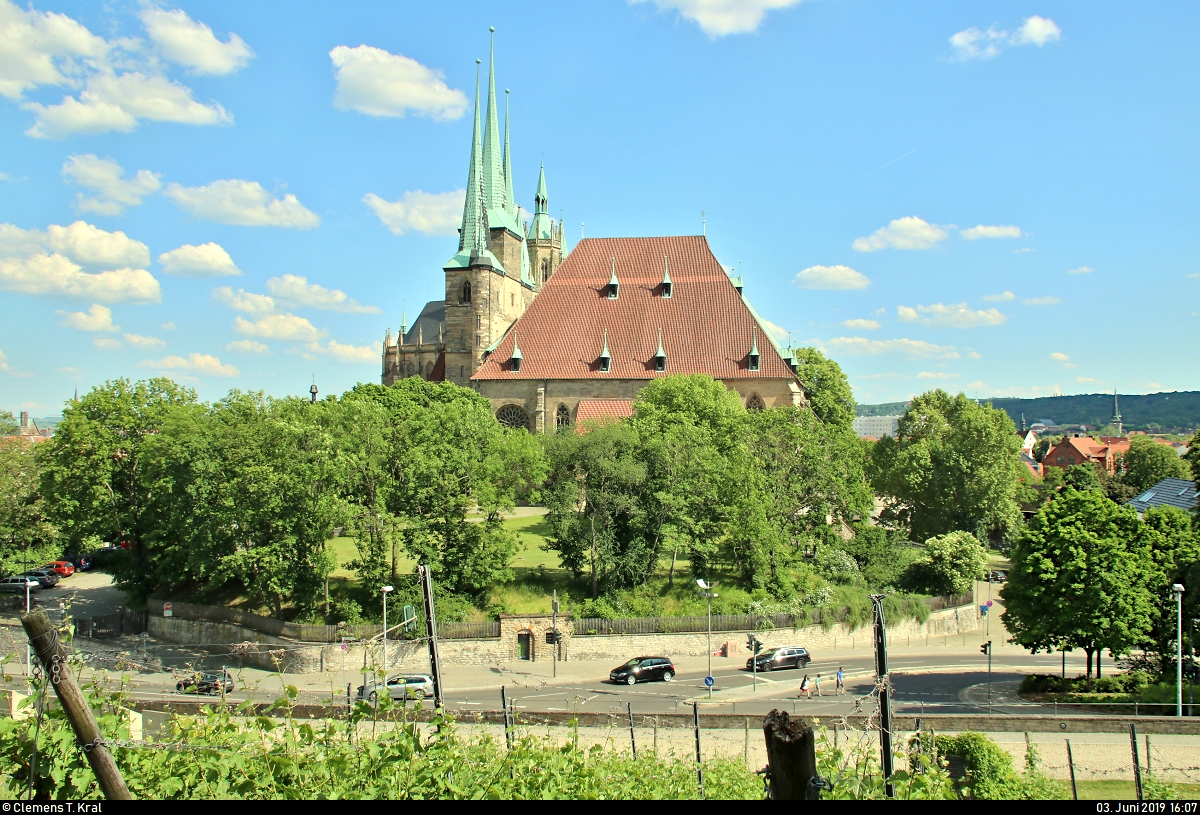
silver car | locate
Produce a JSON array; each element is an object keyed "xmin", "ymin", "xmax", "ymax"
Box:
[
  {"xmin": 357, "ymin": 673, "xmax": 434, "ymax": 704},
  {"xmin": 0, "ymin": 577, "xmax": 40, "ymax": 593}
]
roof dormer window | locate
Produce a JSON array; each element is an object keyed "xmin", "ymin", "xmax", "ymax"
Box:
[
  {"xmin": 748, "ymin": 329, "xmax": 760, "ymax": 372},
  {"xmin": 661, "ymin": 256, "xmax": 672, "ymax": 298},
  {"xmin": 607, "ymin": 258, "xmax": 619, "ymax": 299},
  {"xmin": 598, "ymin": 329, "xmax": 611, "ymax": 373},
  {"xmin": 510, "ymin": 332, "xmax": 523, "ymax": 373},
  {"xmin": 654, "ymin": 328, "xmax": 666, "ymax": 373}
]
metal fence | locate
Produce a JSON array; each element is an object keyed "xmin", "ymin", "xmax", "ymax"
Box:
[{"xmin": 76, "ymin": 608, "xmax": 148, "ymax": 639}]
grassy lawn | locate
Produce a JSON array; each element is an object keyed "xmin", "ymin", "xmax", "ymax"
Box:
[{"xmin": 1074, "ymin": 780, "xmax": 1200, "ymax": 800}]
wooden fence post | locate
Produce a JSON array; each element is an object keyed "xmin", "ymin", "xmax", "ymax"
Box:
[
  {"xmin": 762, "ymin": 710, "xmax": 820, "ymax": 800},
  {"xmin": 20, "ymin": 608, "xmax": 132, "ymax": 800}
]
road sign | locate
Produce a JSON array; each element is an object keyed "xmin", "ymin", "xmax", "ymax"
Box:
[
  {"xmin": 980, "ymin": 605, "xmax": 988, "ymax": 615},
  {"xmin": 163, "ymin": 602, "xmax": 173, "ymax": 618},
  {"xmin": 703, "ymin": 676, "xmax": 715, "ymax": 687},
  {"xmin": 986, "ymin": 600, "xmax": 993, "ymax": 607}
]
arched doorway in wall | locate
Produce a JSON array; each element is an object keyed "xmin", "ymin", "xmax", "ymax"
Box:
[
  {"xmin": 496, "ymin": 404, "xmax": 529, "ymax": 430},
  {"xmin": 516, "ymin": 629, "xmax": 535, "ymax": 660}
]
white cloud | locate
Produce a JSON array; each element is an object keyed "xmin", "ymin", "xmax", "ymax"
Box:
[
  {"xmin": 140, "ymin": 8, "xmax": 253, "ymax": 76},
  {"xmin": 226, "ymin": 339, "xmax": 268, "ymax": 354},
  {"xmin": 842, "ymin": 318, "xmax": 880, "ymax": 330},
  {"xmin": 266, "ymin": 274, "xmax": 380, "ymax": 314},
  {"xmin": 213, "ymin": 286, "xmax": 275, "ymax": 316},
  {"xmin": 158, "ymin": 242, "xmax": 241, "ymax": 277},
  {"xmin": 917, "ymin": 371, "xmax": 959, "ymax": 380},
  {"xmin": 234, "ymin": 313, "xmax": 325, "ymax": 342},
  {"xmin": 897, "ymin": 302, "xmax": 1006, "ymax": 328},
  {"xmin": 961, "ymin": 224, "xmax": 1021, "ymax": 240},
  {"xmin": 303, "ymin": 339, "xmax": 381, "ymax": 363},
  {"xmin": 92, "ymin": 337, "xmax": 121, "ymax": 350},
  {"xmin": 793, "ymin": 264, "xmax": 870, "ymax": 290},
  {"xmin": 1076, "ymin": 377, "xmax": 1097, "ymax": 383},
  {"xmin": 950, "ymin": 16, "xmax": 1061, "ymax": 61},
  {"xmin": 824, "ymin": 337, "xmax": 959, "ymax": 359},
  {"xmin": 980, "ymin": 291, "xmax": 1015, "ymax": 302},
  {"xmin": 0, "ymin": 253, "xmax": 159, "ymax": 302},
  {"xmin": 123, "ymin": 333, "xmax": 165, "ymax": 349},
  {"xmin": 1014, "ymin": 15, "xmax": 1062, "ymax": 46},
  {"xmin": 57, "ymin": 303, "xmax": 118, "ymax": 332},
  {"xmin": 0, "ymin": 0, "xmax": 108, "ymax": 101},
  {"xmin": 23, "ymin": 71, "xmax": 233, "ymax": 139},
  {"xmin": 62, "ymin": 155, "xmax": 162, "ymax": 216},
  {"xmin": 628, "ymin": 0, "xmax": 805, "ymax": 37},
  {"xmin": 161, "ymin": 322, "xmax": 176, "ymax": 330},
  {"xmin": 759, "ymin": 318, "xmax": 789, "ymax": 347},
  {"xmin": 967, "ymin": 351, "xmax": 982, "ymax": 359},
  {"xmin": 1188, "ymin": 273, "xmax": 1199, "ymax": 279},
  {"xmin": 329, "ymin": 45, "xmax": 467, "ymax": 120},
  {"xmin": 1050, "ymin": 352, "xmax": 1070, "ymax": 362},
  {"xmin": 46, "ymin": 221, "xmax": 149, "ymax": 267},
  {"xmin": 55, "ymin": 366, "xmax": 82, "ymax": 375},
  {"xmin": 1066, "ymin": 266, "xmax": 1093, "ymax": 275},
  {"xmin": 852, "ymin": 216, "xmax": 949, "ymax": 252},
  {"xmin": 1013, "ymin": 247, "xmax": 1036, "ymax": 254},
  {"xmin": 140, "ymin": 352, "xmax": 239, "ymax": 377},
  {"xmin": 164, "ymin": 180, "xmax": 319, "ymax": 228},
  {"xmin": 363, "ymin": 190, "xmax": 464, "ymax": 236},
  {"xmin": 1023, "ymin": 296, "xmax": 1060, "ymax": 306}
]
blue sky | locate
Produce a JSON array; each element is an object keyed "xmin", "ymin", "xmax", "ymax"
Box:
[{"xmin": 2, "ymin": 0, "xmax": 1197, "ymax": 416}]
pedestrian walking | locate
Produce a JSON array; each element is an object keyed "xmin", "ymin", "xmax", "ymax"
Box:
[
  {"xmin": 836, "ymin": 667, "xmax": 844, "ymax": 695},
  {"xmin": 799, "ymin": 674, "xmax": 811, "ymax": 699},
  {"xmin": 814, "ymin": 673, "xmax": 822, "ymax": 696}
]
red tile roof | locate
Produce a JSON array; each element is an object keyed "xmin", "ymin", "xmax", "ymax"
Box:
[
  {"xmin": 575, "ymin": 400, "xmax": 634, "ymax": 428},
  {"xmin": 472, "ymin": 236, "xmax": 798, "ymax": 382}
]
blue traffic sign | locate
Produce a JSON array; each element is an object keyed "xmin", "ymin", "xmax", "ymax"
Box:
[{"xmin": 704, "ymin": 676, "xmax": 715, "ymax": 687}]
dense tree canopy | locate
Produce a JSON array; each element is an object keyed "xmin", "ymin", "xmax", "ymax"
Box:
[
  {"xmin": 868, "ymin": 390, "xmax": 1024, "ymax": 543},
  {"xmin": 1119, "ymin": 435, "xmax": 1188, "ymax": 492},
  {"xmin": 792, "ymin": 347, "xmax": 856, "ymax": 430},
  {"xmin": 0, "ymin": 439, "xmax": 58, "ymax": 576},
  {"xmin": 1001, "ymin": 488, "xmax": 1156, "ymax": 684}
]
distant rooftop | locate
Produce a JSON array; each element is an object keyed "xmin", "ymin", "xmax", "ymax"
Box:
[{"xmin": 1127, "ymin": 477, "xmax": 1197, "ymax": 515}]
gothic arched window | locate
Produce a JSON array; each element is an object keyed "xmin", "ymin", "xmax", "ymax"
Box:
[
  {"xmin": 496, "ymin": 404, "xmax": 529, "ymax": 430},
  {"xmin": 541, "ymin": 258, "xmax": 549, "ymax": 283},
  {"xmin": 556, "ymin": 404, "xmax": 571, "ymax": 430},
  {"xmin": 747, "ymin": 394, "xmax": 765, "ymax": 411},
  {"xmin": 405, "ymin": 361, "xmax": 415, "ymax": 376},
  {"xmin": 462, "ymin": 281, "xmax": 472, "ymax": 303}
]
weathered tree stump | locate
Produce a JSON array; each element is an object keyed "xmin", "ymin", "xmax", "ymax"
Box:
[{"xmin": 763, "ymin": 709, "xmax": 819, "ymax": 800}]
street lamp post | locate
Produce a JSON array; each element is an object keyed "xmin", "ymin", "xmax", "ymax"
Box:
[
  {"xmin": 697, "ymin": 580, "xmax": 717, "ymax": 699},
  {"xmin": 1172, "ymin": 584, "xmax": 1184, "ymax": 717},
  {"xmin": 1189, "ymin": 618, "xmax": 1197, "ymax": 718},
  {"xmin": 382, "ymin": 585, "xmax": 394, "ymax": 672}
]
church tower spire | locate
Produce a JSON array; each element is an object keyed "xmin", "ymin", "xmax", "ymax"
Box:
[
  {"xmin": 1111, "ymin": 389, "xmax": 1123, "ymax": 436},
  {"xmin": 482, "ymin": 28, "xmax": 505, "ymax": 213},
  {"xmin": 458, "ymin": 60, "xmax": 487, "ymax": 254},
  {"xmin": 503, "ymin": 89, "xmax": 516, "ymax": 220}
]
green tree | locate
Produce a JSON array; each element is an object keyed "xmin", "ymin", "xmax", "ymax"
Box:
[
  {"xmin": 868, "ymin": 390, "xmax": 1024, "ymax": 543},
  {"xmin": 1001, "ymin": 488, "xmax": 1156, "ymax": 686},
  {"xmin": 0, "ymin": 439, "xmax": 58, "ymax": 576},
  {"xmin": 911, "ymin": 531, "xmax": 988, "ymax": 596},
  {"xmin": 1139, "ymin": 506, "xmax": 1200, "ymax": 671},
  {"xmin": 1062, "ymin": 464, "xmax": 1103, "ymax": 492},
  {"xmin": 40, "ymin": 378, "xmax": 198, "ymax": 592},
  {"xmin": 1184, "ymin": 429, "xmax": 1199, "ymax": 480},
  {"xmin": 1120, "ymin": 435, "xmax": 1188, "ymax": 492},
  {"xmin": 792, "ymin": 347, "xmax": 856, "ymax": 430},
  {"xmin": 0, "ymin": 411, "xmax": 17, "ymax": 436},
  {"xmin": 542, "ymin": 421, "xmax": 647, "ymax": 598}
]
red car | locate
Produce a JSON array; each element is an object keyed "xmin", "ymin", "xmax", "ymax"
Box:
[{"xmin": 45, "ymin": 561, "xmax": 74, "ymax": 577}]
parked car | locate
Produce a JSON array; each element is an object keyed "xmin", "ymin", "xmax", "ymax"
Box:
[
  {"xmin": 21, "ymin": 569, "xmax": 59, "ymax": 589},
  {"xmin": 746, "ymin": 646, "xmax": 811, "ymax": 672},
  {"xmin": 176, "ymin": 670, "xmax": 234, "ymax": 695},
  {"xmin": 609, "ymin": 657, "xmax": 676, "ymax": 686},
  {"xmin": 0, "ymin": 577, "xmax": 41, "ymax": 594},
  {"xmin": 357, "ymin": 674, "xmax": 435, "ymax": 704},
  {"xmin": 988, "ymin": 571, "xmax": 1007, "ymax": 583},
  {"xmin": 64, "ymin": 555, "xmax": 92, "ymax": 571},
  {"xmin": 45, "ymin": 561, "xmax": 74, "ymax": 577}
]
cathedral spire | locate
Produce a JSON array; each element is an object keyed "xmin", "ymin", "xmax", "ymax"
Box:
[
  {"xmin": 535, "ymin": 164, "xmax": 548, "ymax": 213},
  {"xmin": 481, "ymin": 28, "xmax": 505, "ymax": 213},
  {"xmin": 458, "ymin": 60, "xmax": 487, "ymax": 253},
  {"xmin": 503, "ymin": 89, "xmax": 516, "ymax": 219}
]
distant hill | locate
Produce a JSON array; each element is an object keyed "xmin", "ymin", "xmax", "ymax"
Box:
[{"xmin": 855, "ymin": 392, "xmax": 1200, "ymax": 433}]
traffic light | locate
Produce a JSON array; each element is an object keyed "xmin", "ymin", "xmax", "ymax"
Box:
[
  {"xmin": 546, "ymin": 630, "xmax": 564, "ymax": 644},
  {"xmin": 980, "ymin": 641, "xmax": 992, "ymax": 655},
  {"xmin": 747, "ymin": 634, "xmax": 763, "ymax": 654}
]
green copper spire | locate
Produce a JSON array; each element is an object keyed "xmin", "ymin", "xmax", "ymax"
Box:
[
  {"xmin": 458, "ymin": 60, "xmax": 486, "ymax": 254},
  {"xmin": 530, "ymin": 163, "xmax": 553, "ymax": 239},
  {"xmin": 503, "ymin": 89, "xmax": 516, "ymax": 220},
  {"xmin": 482, "ymin": 28, "xmax": 505, "ymax": 213},
  {"xmin": 661, "ymin": 256, "xmax": 672, "ymax": 286},
  {"xmin": 750, "ymin": 328, "xmax": 759, "ymax": 357},
  {"xmin": 510, "ymin": 330, "xmax": 522, "ymax": 361}
]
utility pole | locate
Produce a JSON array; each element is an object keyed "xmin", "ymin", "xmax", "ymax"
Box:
[
  {"xmin": 1173, "ymin": 584, "xmax": 1184, "ymax": 717},
  {"xmin": 551, "ymin": 590, "xmax": 559, "ymax": 679},
  {"xmin": 698, "ymin": 579, "xmax": 717, "ymax": 699},
  {"xmin": 981, "ymin": 640, "xmax": 993, "ymax": 713},
  {"xmin": 419, "ymin": 564, "xmax": 444, "ymax": 709},
  {"xmin": 381, "ymin": 585, "xmax": 394, "ymax": 672},
  {"xmin": 871, "ymin": 594, "xmax": 895, "ymax": 798},
  {"xmin": 21, "ymin": 608, "xmax": 132, "ymax": 800}
]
